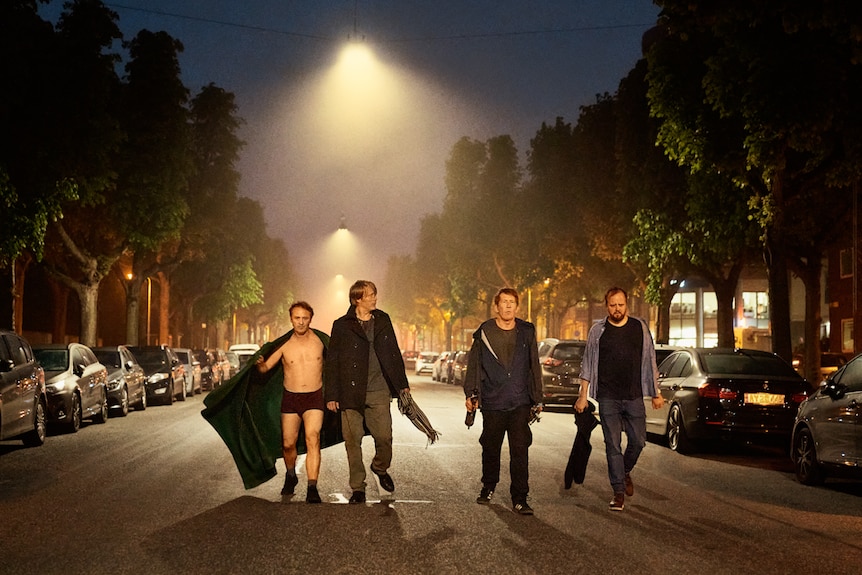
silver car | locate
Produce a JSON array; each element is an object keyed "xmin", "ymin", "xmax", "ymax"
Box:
[
  {"xmin": 792, "ymin": 353, "xmax": 862, "ymax": 485},
  {"xmin": 33, "ymin": 343, "xmax": 109, "ymax": 433}
]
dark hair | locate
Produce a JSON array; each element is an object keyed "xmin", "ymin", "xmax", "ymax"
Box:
[
  {"xmin": 494, "ymin": 287, "xmax": 520, "ymax": 307},
  {"xmin": 289, "ymin": 301, "xmax": 314, "ymax": 319},
  {"xmin": 604, "ymin": 287, "xmax": 627, "ymax": 305},
  {"xmin": 349, "ymin": 280, "xmax": 377, "ymax": 304}
]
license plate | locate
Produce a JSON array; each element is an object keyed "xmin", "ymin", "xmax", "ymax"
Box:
[{"xmin": 744, "ymin": 392, "xmax": 784, "ymax": 406}]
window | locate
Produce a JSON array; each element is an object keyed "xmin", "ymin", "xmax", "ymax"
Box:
[
  {"xmin": 842, "ymin": 318, "xmax": 854, "ymax": 354},
  {"xmin": 840, "ymin": 248, "xmax": 854, "ymax": 279},
  {"xmin": 741, "ymin": 291, "xmax": 769, "ymax": 329}
]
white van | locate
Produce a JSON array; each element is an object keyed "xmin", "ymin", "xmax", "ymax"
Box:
[{"xmin": 228, "ymin": 343, "xmax": 260, "ymax": 370}]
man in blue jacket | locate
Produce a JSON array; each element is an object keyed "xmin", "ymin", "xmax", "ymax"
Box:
[
  {"xmin": 463, "ymin": 288, "xmax": 543, "ymax": 515},
  {"xmin": 325, "ymin": 280, "xmax": 410, "ymax": 504},
  {"xmin": 576, "ymin": 287, "xmax": 663, "ymax": 512}
]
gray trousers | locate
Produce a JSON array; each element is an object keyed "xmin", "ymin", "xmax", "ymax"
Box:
[{"xmin": 341, "ymin": 387, "xmax": 393, "ymax": 492}]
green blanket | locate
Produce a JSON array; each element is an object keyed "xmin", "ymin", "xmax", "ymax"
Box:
[{"xmin": 201, "ymin": 328, "xmax": 342, "ymax": 489}]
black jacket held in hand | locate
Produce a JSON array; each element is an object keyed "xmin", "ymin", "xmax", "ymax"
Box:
[{"xmin": 324, "ymin": 306, "xmax": 409, "ymax": 410}]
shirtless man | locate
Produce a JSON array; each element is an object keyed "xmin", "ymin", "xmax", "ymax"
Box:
[{"xmin": 256, "ymin": 301, "xmax": 326, "ymax": 503}]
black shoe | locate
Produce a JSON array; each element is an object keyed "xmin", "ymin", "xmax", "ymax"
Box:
[
  {"xmin": 348, "ymin": 491, "xmax": 366, "ymax": 504},
  {"xmin": 624, "ymin": 473, "xmax": 634, "ymax": 497},
  {"xmin": 609, "ymin": 492, "xmax": 625, "ymax": 511},
  {"xmin": 306, "ymin": 485, "xmax": 322, "ymax": 504},
  {"xmin": 513, "ymin": 501, "xmax": 534, "ymax": 515},
  {"xmin": 476, "ymin": 487, "xmax": 494, "ymax": 504},
  {"xmin": 371, "ymin": 467, "xmax": 395, "ymax": 492},
  {"xmin": 281, "ymin": 474, "xmax": 298, "ymax": 495}
]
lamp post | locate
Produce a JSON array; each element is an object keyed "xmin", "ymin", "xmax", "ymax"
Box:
[{"xmin": 146, "ymin": 277, "xmax": 152, "ymax": 346}]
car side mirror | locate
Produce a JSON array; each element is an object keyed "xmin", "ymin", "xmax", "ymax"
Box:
[
  {"xmin": 822, "ymin": 380, "xmax": 847, "ymax": 400},
  {"xmin": 0, "ymin": 359, "xmax": 13, "ymax": 373},
  {"xmin": 73, "ymin": 364, "xmax": 85, "ymax": 377},
  {"xmin": 124, "ymin": 360, "xmax": 134, "ymax": 370}
]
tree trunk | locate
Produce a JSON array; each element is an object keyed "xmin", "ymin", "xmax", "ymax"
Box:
[
  {"xmin": 49, "ymin": 281, "xmax": 68, "ymax": 344},
  {"xmin": 158, "ymin": 271, "xmax": 170, "ymax": 345},
  {"xmin": 124, "ymin": 276, "xmax": 143, "ymax": 345},
  {"xmin": 799, "ymin": 255, "xmax": 823, "ymax": 386},
  {"xmin": 76, "ymin": 282, "xmax": 99, "ymax": 347},
  {"xmin": 765, "ymin": 242, "xmax": 793, "ymax": 362}
]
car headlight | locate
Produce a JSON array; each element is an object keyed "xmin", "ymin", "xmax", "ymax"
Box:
[
  {"xmin": 47, "ymin": 380, "xmax": 67, "ymax": 392},
  {"xmin": 148, "ymin": 373, "xmax": 169, "ymax": 384}
]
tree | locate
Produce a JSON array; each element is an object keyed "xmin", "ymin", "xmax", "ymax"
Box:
[
  {"xmin": 118, "ymin": 28, "xmax": 193, "ymax": 345},
  {"xmin": 649, "ymin": 1, "xmax": 862, "ymax": 378}
]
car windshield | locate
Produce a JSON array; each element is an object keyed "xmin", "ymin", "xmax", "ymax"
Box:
[
  {"xmin": 553, "ymin": 344, "xmax": 584, "ymax": 362},
  {"xmin": 34, "ymin": 349, "xmax": 68, "ymax": 371},
  {"xmin": 702, "ymin": 351, "xmax": 798, "ymax": 377},
  {"xmin": 93, "ymin": 350, "xmax": 121, "ymax": 368},
  {"xmin": 134, "ymin": 350, "xmax": 168, "ymax": 369},
  {"xmin": 175, "ymin": 351, "xmax": 190, "ymax": 363}
]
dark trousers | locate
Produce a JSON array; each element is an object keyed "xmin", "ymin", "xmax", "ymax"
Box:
[{"xmin": 479, "ymin": 404, "xmax": 532, "ymax": 503}]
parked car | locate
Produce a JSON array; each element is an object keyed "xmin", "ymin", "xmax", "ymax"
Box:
[
  {"xmin": 129, "ymin": 345, "xmax": 185, "ymax": 405},
  {"xmin": 654, "ymin": 343, "xmax": 684, "ymax": 367},
  {"xmin": 92, "ymin": 345, "xmax": 147, "ymax": 416},
  {"xmin": 537, "ymin": 338, "xmax": 588, "ymax": 408},
  {"xmin": 449, "ymin": 351, "xmax": 469, "ymax": 387},
  {"xmin": 33, "ymin": 343, "xmax": 109, "ymax": 433},
  {"xmin": 402, "ymin": 350, "xmax": 420, "ymax": 371},
  {"xmin": 432, "ymin": 351, "xmax": 452, "ymax": 382},
  {"xmin": 414, "ymin": 351, "xmax": 439, "ymax": 375},
  {"xmin": 209, "ymin": 348, "xmax": 231, "ymax": 386},
  {"xmin": 792, "ymin": 353, "xmax": 862, "ymax": 485},
  {"xmin": 228, "ymin": 343, "xmax": 260, "ymax": 371},
  {"xmin": 174, "ymin": 347, "xmax": 202, "ymax": 397},
  {"xmin": 225, "ymin": 351, "xmax": 240, "ymax": 379},
  {"xmin": 0, "ymin": 330, "xmax": 47, "ymax": 446},
  {"xmin": 195, "ymin": 349, "xmax": 216, "ymax": 391},
  {"xmin": 442, "ymin": 351, "xmax": 458, "ymax": 383},
  {"xmin": 647, "ymin": 348, "xmax": 810, "ymax": 453}
]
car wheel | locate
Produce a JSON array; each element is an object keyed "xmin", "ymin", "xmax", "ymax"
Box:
[
  {"xmin": 115, "ymin": 386, "xmax": 129, "ymax": 417},
  {"xmin": 135, "ymin": 389, "xmax": 147, "ymax": 411},
  {"xmin": 93, "ymin": 391, "xmax": 109, "ymax": 424},
  {"xmin": 667, "ymin": 404, "xmax": 694, "ymax": 454},
  {"xmin": 178, "ymin": 380, "xmax": 187, "ymax": 402},
  {"xmin": 165, "ymin": 388, "xmax": 174, "ymax": 406},
  {"xmin": 22, "ymin": 398, "xmax": 47, "ymax": 447},
  {"xmin": 65, "ymin": 393, "xmax": 82, "ymax": 433},
  {"xmin": 793, "ymin": 427, "xmax": 825, "ymax": 485}
]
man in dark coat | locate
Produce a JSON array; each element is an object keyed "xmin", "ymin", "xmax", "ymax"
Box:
[
  {"xmin": 463, "ymin": 287, "xmax": 543, "ymax": 515},
  {"xmin": 324, "ymin": 280, "xmax": 410, "ymax": 504}
]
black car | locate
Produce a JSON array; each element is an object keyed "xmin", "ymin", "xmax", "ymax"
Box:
[
  {"xmin": 792, "ymin": 353, "xmax": 862, "ymax": 485},
  {"xmin": 33, "ymin": 343, "xmax": 109, "ymax": 433},
  {"xmin": 128, "ymin": 345, "xmax": 185, "ymax": 405},
  {"xmin": 537, "ymin": 338, "xmax": 586, "ymax": 408},
  {"xmin": 647, "ymin": 348, "xmax": 810, "ymax": 453},
  {"xmin": 449, "ymin": 351, "xmax": 469, "ymax": 387},
  {"xmin": 0, "ymin": 330, "xmax": 47, "ymax": 446},
  {"xmin": 195, "ymin": 349, "xmax": 216, "ymax": 391},
  {"xmin": 92, "ymin": 345, "xmax": 147, "ymax": 416}
]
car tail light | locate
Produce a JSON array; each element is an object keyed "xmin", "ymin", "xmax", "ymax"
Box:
[
  {"xmin": 698, "ymin": 381, "xmax": 737, "ymax": 400},
  {"xmin": 543, "ymin": 358, "xmax": 563, "ymax": 367},
  {"xmin": 790, "ymin": 392, "xmax": 809, "ymax": 404}
]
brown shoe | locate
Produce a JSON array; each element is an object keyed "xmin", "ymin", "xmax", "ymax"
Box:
[
  {"xmin": 624, "ymin": 473, "xmax": 634, "ymax": 497},
  {"xmin": 609, "ymin": 492, "xmax": 625, "ymax": 511}
]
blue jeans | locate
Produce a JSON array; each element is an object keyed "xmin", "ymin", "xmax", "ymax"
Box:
[{"xmin": 597, "ymin": 398, "xmax": 647, "ymax": 494}]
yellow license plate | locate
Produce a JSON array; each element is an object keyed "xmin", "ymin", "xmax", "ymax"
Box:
[{"xmin": 744, "ymin": 392, "xmax": 784, "ymax": 406}]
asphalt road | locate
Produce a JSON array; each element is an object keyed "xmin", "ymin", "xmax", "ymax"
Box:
[{"xmin": 1, "ymin": 375, "xmax": 861, "ymax": 575}]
